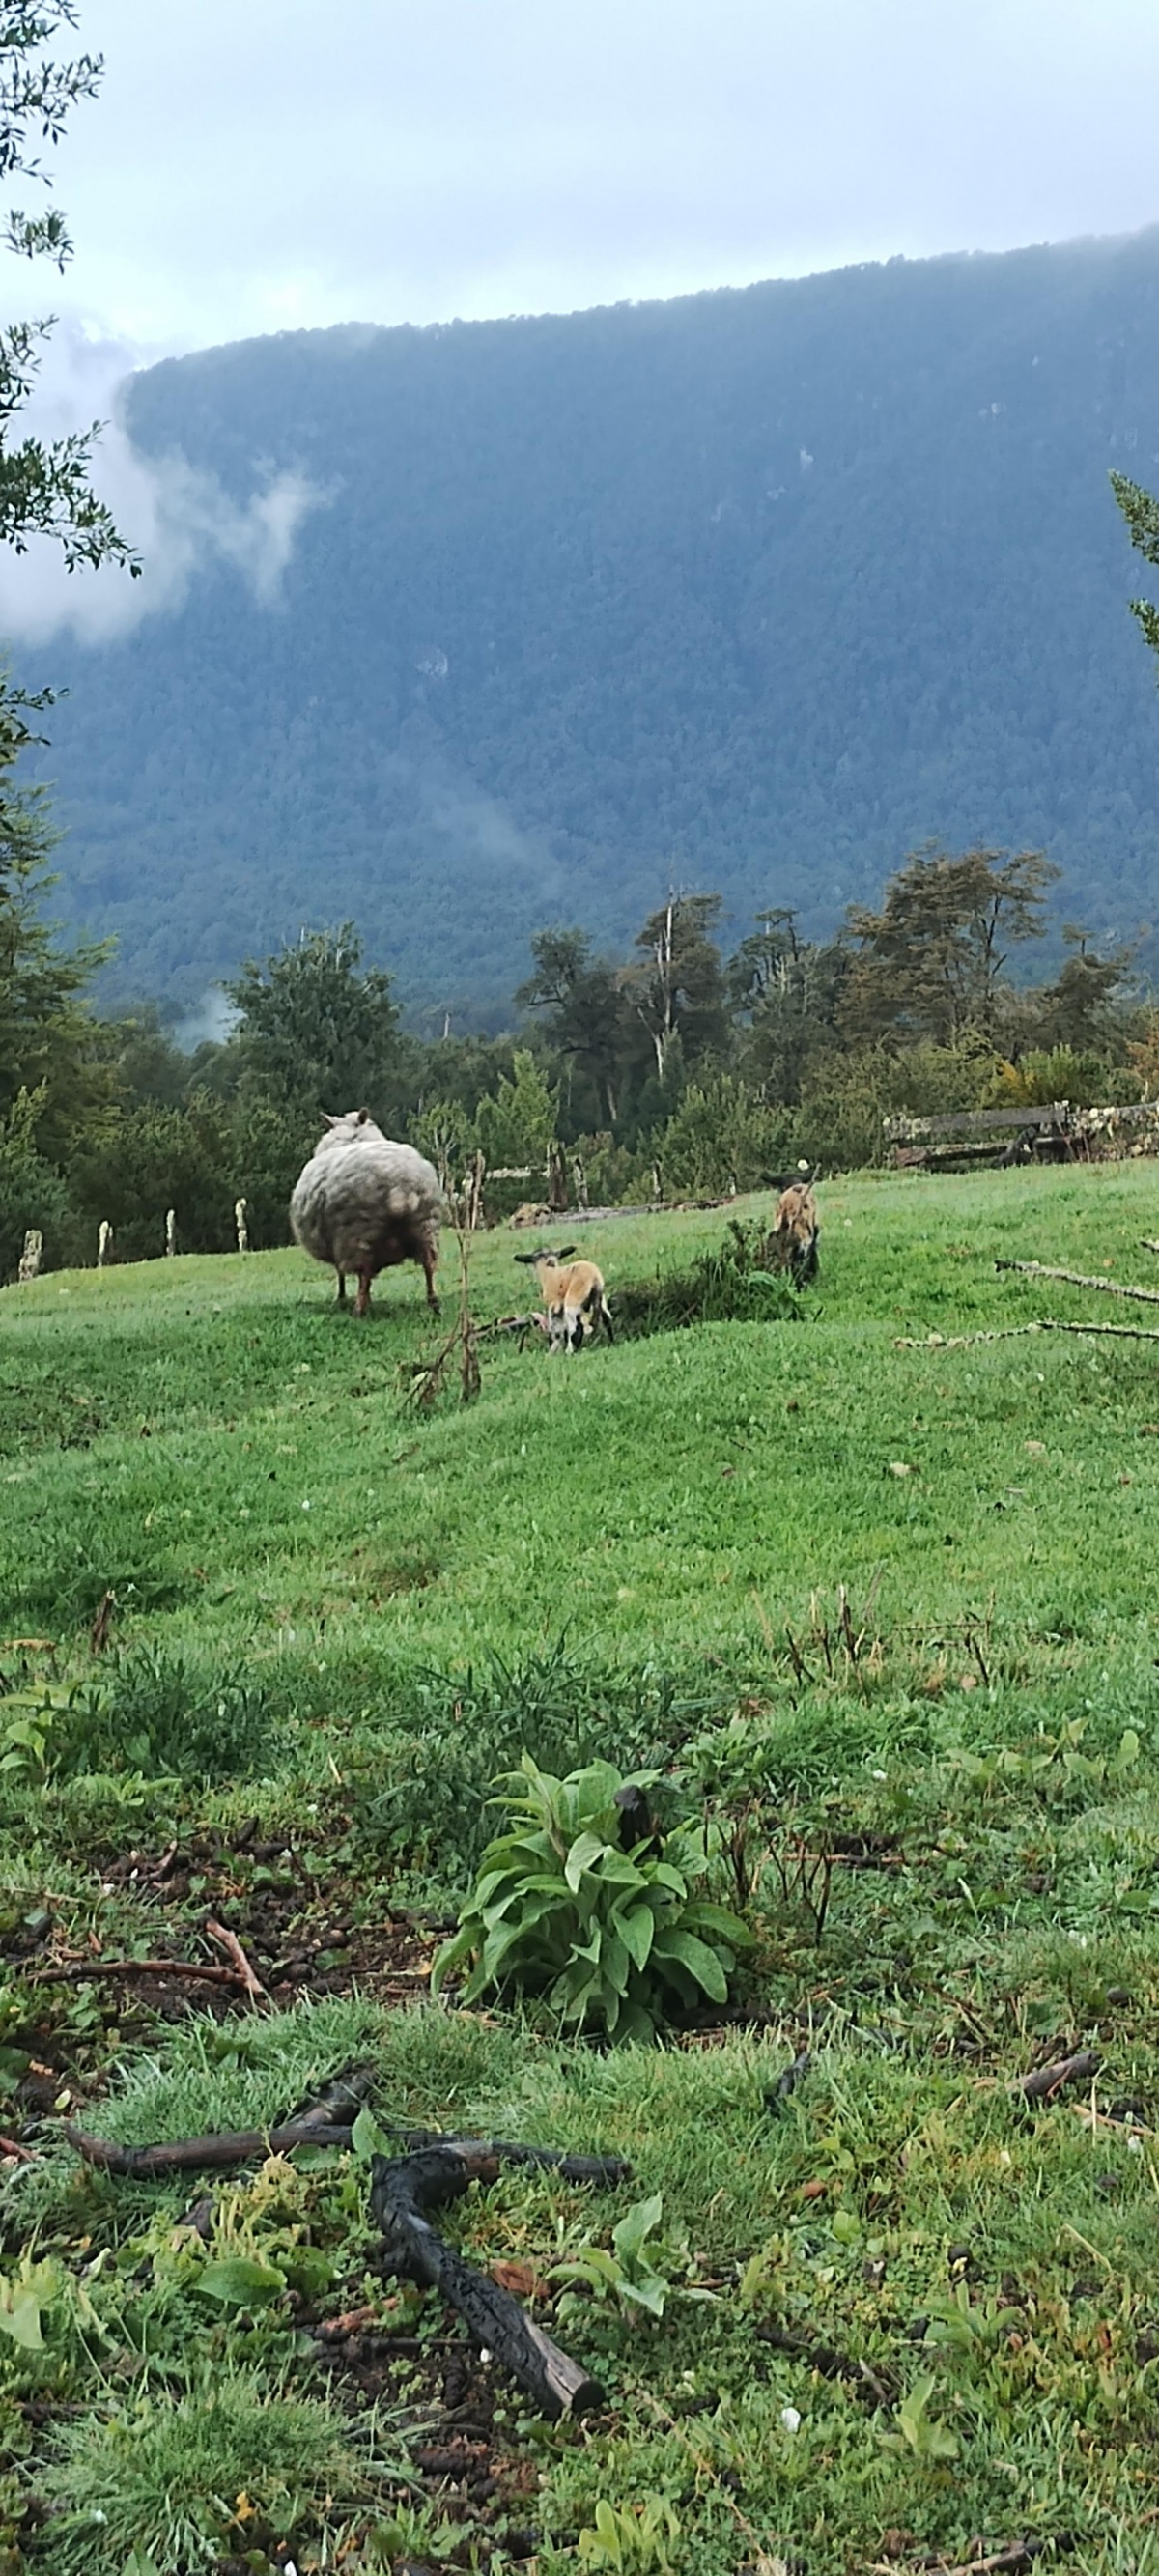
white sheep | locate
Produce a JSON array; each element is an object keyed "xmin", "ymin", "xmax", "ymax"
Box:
[{"xmin": 290, "ymin": 1109, "xmax": 441, "ymax": 1316}]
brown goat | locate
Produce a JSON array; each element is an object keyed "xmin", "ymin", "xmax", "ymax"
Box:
[
  {"xmin": 513, "ymin": 1245, "xmax": 614, "ymax": 1353},
  {"xmin": 767, "ymin": 1178, "xmax": 820, "ymax": 1285}
]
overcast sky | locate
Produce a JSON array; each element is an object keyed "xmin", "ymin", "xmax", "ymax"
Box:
[{"xmin": 36, "ymin": 0, "xmax": 1159, "ymax": 361}]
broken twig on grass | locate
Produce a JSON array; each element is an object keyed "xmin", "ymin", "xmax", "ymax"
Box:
[
  {"xmin": 64, "ymin": 2114, "xmax": 631, "ymax": 2186},
  {"xmin": 896, "ymin": 1318, "xmax": 1159, "ymax": 1349},
  {"xmin": 370, "ymin": 2143, "xmax": 602, "ymax": 2418},
  {"xmin": 205, "ymin": 1916, "xmax": 267, "ymax": 2003},
  {"xmin": 64, "ymin": 2119, "xmax": 360, "ymax": 2174},
  {"xmin": 995, "ymin": 1257, "xmax": 1159, "ymax": 1305},
  {"xmin": 1009, "ymin": 2051, "xmax": 1100, "ymax": 2102},
  {"xmin": 874, "ymin": 2536, "xmax": 1078, "ymax": 2576},
  {"xmin": 64, "ymin": 2102, "xmax": 624, "ymax": 2420},
  {"xmin": 755, "ymin": 2318, "xmax": 894, "ymax": 2407},
  {"xmin": 28, "ymin": 1956, "xmax": 240, "ymax": 1991}
]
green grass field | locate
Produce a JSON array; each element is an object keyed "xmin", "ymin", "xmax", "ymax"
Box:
[{"xmin": 5, "ymin": 1164, "xmax": 1159, "ymax": 2575}]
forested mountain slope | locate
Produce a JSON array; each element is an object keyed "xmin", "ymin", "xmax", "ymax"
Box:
[{"xmin": 28, "ymin": 227, "xmax": 1159, "ymax": 1013}]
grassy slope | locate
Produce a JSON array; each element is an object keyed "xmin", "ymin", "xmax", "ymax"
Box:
[
  {"xmin": 4, "ymin": 1162, "xmax": 1159, "ymax": 1670},
  {"xmin": 4, "ymin": 1166, "xmax": 1159, "ymax": 2572}
]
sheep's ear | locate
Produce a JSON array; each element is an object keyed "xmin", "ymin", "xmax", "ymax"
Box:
[
  {"xmin": 513, "ymin": 1251, "xmax": 536, "ymax": 1264},
  {"xmin": 356, "ymin": 1107, "xmax": 370, "ymax": 1123},
  {"xmin": 555, "ymin": 1244, "xmax": 578, "ymax": 1260}
]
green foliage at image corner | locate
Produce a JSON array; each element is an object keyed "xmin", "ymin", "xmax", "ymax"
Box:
[{"xmin": 431, "ymin": 1753, "xmax": 750, "ymax": 2040}]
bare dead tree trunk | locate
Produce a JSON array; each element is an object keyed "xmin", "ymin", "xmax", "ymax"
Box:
[{"xmin": 465, "ymin": 1149, "xmax": 486, "ymax": 1230}]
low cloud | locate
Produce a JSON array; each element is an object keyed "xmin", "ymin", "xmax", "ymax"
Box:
[
  {"xmin": 0, "ymin": 316, "xmax": 325, "ymax": 647},
  {"xmin": 422, "ymin": 775, "xmax": 562, "ymax": 900},
  {"xmin": 171, "ymin": 989, "xmax": 240, "ymax": 1052}
]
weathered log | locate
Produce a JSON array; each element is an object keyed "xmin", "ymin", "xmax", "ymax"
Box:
[
  {"xmin": 370, "ymin": 2144, "xmax": 602, "ymax": 2419},
  {"xmin": 996, "ymin": 1257, "xmax": 1159, "ymax": 1306},
  {"xmin": 1009, "ymin": 2050, "xmax": 1100, "ymax": 2102}
]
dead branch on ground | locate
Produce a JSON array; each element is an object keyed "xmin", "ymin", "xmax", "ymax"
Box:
[
  {"xmin": 370, "ymin": 2142, "xmax": 602, "ymax": 2417},
  {"xmin": 28, "ymin": 1956, "xmax": 240, "ymax": 1991},
  {"xmin": 64, "ymin": 2112, "xmax": 630, "ymax": 2186},
  {"xmin": 1008, "ymin": 2050, "xmax": 1100, "ymax": 2102},
  {"xmin": 205, "ymin": 1917, "xmax": 266, "ymax": 2003},
  {"xmin": 897, "ymin": 1318, "xmax": 1159, "ymax": 1348},
  {"xmin": 871, "ymin": 2537, "xmax": 1077, "ymax": 2576},
  {"xmin": 995, "ymin": 1257, "xmax": 1159, "ymax": 1305},
  {"xmin": 64, "ymin": 2101, "xmax": 627, "ymax": 2420}
]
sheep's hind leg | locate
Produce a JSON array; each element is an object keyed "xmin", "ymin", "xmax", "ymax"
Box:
[
  {"xmin": 421, "ymin": 1245, "xmax": 439, "ymax": 1311},
  {"xmin": 335, "ymin": 1270, "xmax": 348, "ymax": 1305},
  {"xmin": 353, "ymin": 1269, "xmax": 373, "ymax": 1318}
]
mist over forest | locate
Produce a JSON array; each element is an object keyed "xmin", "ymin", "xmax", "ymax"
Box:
[{"xmin": 20, "ymin": 223, "xmax": 1159, "ymax": 1021}]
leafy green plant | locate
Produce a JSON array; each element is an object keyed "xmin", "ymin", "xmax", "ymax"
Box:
[
  {"xmin": 551, "ymin": 2192, "xmax": 702, "ymax": 2321},
  {"xmin": 881, "ymin": 2373, "xmax": 959, "ymax": 2464},
  {"xmin": 353, "ymin": 1641, "xmax": 722, "ymax": 1880},
  {"xmin": 431, "ymin": 1755, "xmax": 750, "ymax": 2040},
  {"xmin": 578, "ymin": 2494, "xmax": 683, "ymax": 2573}
]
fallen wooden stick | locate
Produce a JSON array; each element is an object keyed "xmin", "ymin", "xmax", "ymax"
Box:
[
  {"xmin": 64, "ymin": 2113, "xmax": 630, "ymax": 2186},
  {"xmin": 205, "ymin": 1917, "xmax": 266, "ymax": 2003},
  {"xmin": 1009, "ymin": 2051, "xmax": 1099, "ymax": 2102},
  {"xmin": 0, "ymin": 2134, "xmax": 35, "ymax": 2162},
  {"xmin": 897, "ymin": 1318, "xmax": 1159, "ymax": 1349},
  {"xmin": 881, "ymin": 2536, "xmax": 1077, "ymax": 2576},
  {"xmin": 996, "ymin": 1258, "xmax": 1159, "ymax": 1306},
  {"xmin": 377, "ymin": 2126, "xmax": 631, "ymax": 2185},
  {"xmin": 65, "ymin": 2103, "xmax": 623, "ymax": 2420},
  {"xmin": 28, "ymin": 1957, "xmax": 240, "ymax": 1990},
  {"xmin": 1142, "ymin": 1240, "xmax": 1159, "ymax": 1256},
  {"xmin": 370, "ymin": 2143, "xmax": 602, "ymax": 2418},
  {"xmin": 64, "ymin": 2119, "xmax": 357, "ymax": 2175}
]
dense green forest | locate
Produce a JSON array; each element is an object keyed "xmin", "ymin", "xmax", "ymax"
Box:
[
  {"xmin": 3, "ymin": 748, "xmax": 1155, "ymax": 1280},
  {"xmin": 20, "ymin": 226, "xmax": 1159, "ymax": 1019}
]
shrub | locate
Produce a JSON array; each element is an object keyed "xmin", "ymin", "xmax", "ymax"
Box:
[
  {"xmin": 473, "ymin": 1048, "xmax": 558, "ymax": 1169},
  {"xmin": 68, "ymin": 1091, "xmax": 237, "ymax": 1262},
  {"xmin": 0, "ymin": 1086, "xmax": 78, "ymax": 1281},
  {"xmin": 984, "ymin": 1045, "xmax": 1137, "ymax": 1109},
  {"xmin": 657, "ymin": 1074, "xmax": 792, "ymax": 1198},
  {"xmin": 432, "ymin": 1754, "xmax": 750, "ymax": 2041},
  {"xmin": 614, "ymin": 1220, "xmax": 803, "ymax": 1338}
]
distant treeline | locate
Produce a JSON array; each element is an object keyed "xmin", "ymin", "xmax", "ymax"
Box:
[{"xmin": 3, "ymin": 721, "xmax": 1154, "ymax": 1279}]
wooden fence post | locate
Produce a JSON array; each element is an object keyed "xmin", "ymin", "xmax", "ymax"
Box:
[
  {"xmin": 235, "ymin": 1197, "xmax": 249, "ymax": 1253},
  {"xmin": 97, "ymin": 1221, "xmax": 113, "ymax": 1269},
  {"xmin": 16, "ymin": 1229, "xmax": 42, "ymax": 1282}
]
